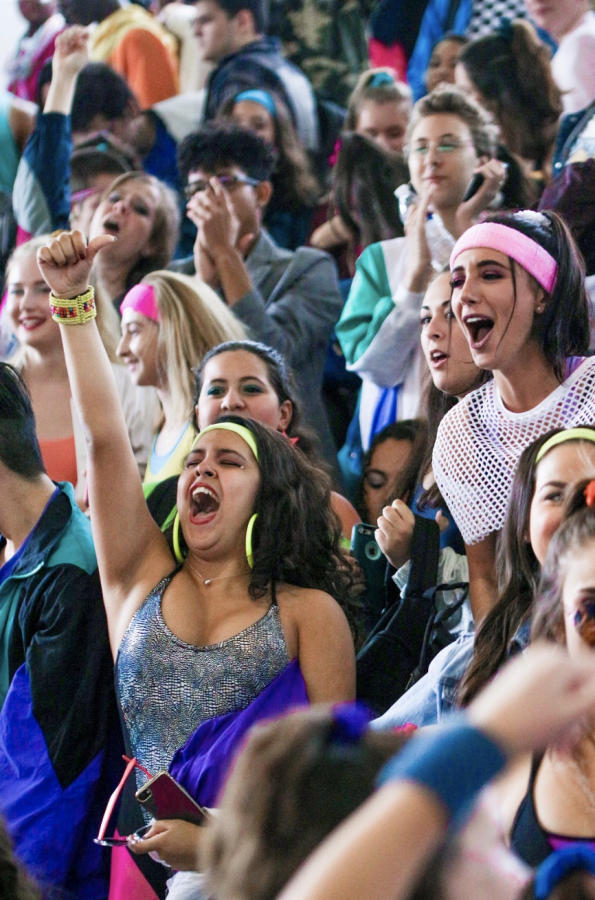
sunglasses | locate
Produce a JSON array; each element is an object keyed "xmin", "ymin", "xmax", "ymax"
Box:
[{"xmin": 94, "ymin": 755, "xmax": 153, "ymax": 847}]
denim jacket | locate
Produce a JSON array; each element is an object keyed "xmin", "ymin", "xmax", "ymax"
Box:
[
  {"xmin": 371, "ymin": 630, "xmax": 474, "ymax": 729},
  {"xmin": 371, "ymin": 614, "xmax": 532, "ymax": 730}
]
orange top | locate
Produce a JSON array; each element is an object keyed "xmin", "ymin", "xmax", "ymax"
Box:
[
  {"xmin": 39, "ymin": 436, "xmax": 78, "ymax": 486},
  {"xmin": 110, "ymin": 29, "xmax": 179, "ymax": 108}
]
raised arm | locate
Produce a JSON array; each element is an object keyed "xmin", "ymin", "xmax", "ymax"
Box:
[
  {"xmin": 12, "ymin": 27, "xmax": 89, "ymax": 242},
  {"xmin": 37, "ymin": 231, "xmax": 175, "ymax": 653}
]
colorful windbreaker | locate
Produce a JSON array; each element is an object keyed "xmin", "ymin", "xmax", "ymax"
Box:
[{"xmin": 0, "ymin": 483, "xmax": 118, "ymax": 900}]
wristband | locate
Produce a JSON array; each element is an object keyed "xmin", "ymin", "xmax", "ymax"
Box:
[
  {"xmin": 50, "ymin": 287, "xmax": 96, "ymax": 325},
  {"xmin": 377, "ymin": 722, "xmax": 507, "ymax": 824}
]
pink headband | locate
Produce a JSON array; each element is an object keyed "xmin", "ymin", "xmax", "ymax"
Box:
[
  {"xmin": 119, "ymin": 283, "xmax": 159, "ymax": 322},
  {"xmin": 450, "ymin": 222, "xmax": 558, "ymax": 294}
]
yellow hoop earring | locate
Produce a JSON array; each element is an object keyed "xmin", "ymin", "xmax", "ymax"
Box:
[
  {"xmin": 245, "ymin": 514, "xmax": 258, "ymax": 568},
  {"xmin": 172, "ymin": 512, "xmax": 185, "ymax": 564}
]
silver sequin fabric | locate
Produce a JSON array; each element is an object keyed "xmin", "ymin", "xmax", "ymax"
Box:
[{"xmin": 116, "ymin": 572, "xmax": 290, "ymax": 792}]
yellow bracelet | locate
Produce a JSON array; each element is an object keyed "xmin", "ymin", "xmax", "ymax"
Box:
[{"xmin": 50, "ymin": 287, "xmax": 96, "ymax": 325}]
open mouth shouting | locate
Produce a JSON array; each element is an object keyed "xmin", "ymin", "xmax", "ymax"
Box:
[
  {"xmin": 190, "ymin": 483, "xmax": 221, "ymax": 524},
  {"xmin": 102, "ymin": 218, "xmax": 120, "ymax": 235},
  {"xmin": 464, "ymin": 315, "xmax": 495, "ymax": 350}
]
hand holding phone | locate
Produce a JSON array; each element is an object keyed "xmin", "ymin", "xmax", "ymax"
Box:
[{"xmin": 135, "ymin": 771, "xmax": 209, "ymax": 826}]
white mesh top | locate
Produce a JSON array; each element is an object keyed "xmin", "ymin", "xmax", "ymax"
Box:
[{"xmin": 433, "ymin": 357, "xmax": 595, "ymax": 545}]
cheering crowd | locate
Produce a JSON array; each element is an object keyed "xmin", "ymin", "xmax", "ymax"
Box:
[{"xmin": 3, "ymin": 0, "xmax": 595, "ymax": 898}]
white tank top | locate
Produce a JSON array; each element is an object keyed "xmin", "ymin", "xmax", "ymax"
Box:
[{"xmin": 433, "ymin": 357, "xmax": 595, "ymax": 545}]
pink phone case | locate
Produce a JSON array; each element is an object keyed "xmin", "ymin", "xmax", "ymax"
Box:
[{"xmin": 135, "ymin": 772, "xmax": 206, "ymax": 825}]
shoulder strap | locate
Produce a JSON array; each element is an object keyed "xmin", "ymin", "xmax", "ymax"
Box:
[{"xmin": 402, "ymin": 515, "xmax": 441, "ymax": 599}]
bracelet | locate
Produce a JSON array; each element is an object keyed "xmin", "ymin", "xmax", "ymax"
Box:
[
  {"xmin": 376, "ymin": 721, "xmax": 507, "ymax": 824},
  {"xmin": 50, "ymin": 287, "xmax": 96, "ymax": 325}
]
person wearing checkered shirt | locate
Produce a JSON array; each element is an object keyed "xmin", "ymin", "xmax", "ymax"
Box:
[{"xmin": 407, "ymin": 0, "xmax": 527, "ymax": 100}]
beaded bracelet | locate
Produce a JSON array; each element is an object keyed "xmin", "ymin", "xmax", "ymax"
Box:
[{"xmin": 50, "ymin": 287, "xmax": 96, "ymax": 325}]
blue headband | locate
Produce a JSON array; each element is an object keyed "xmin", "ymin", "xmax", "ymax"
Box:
[
  {"xmin": 369, "ymin": 71, "xmax": 395, "ymax": 88},
  {"xmin": 234, "ymin": 90, "xmax": 277, "ymax": 118},
  {"xmin": 534, "ymin": 847, "xmax": 595, "ymax": 899}
]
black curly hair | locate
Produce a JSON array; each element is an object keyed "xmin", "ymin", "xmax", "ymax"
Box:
[
  {"xmin": 168, "ymin": 414, "xmax": 362, "ymax": 639},
  {"xmin": 178, "ymin": 123, "xmax": 276, "ymax": 185}
]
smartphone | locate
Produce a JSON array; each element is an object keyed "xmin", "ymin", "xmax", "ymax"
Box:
[
  {"xmin": 394, "ymin": 182, "xmax": 418, "ymax": 225},
  {"xmin": 135, "ymin": 771, "xmax": 208, "ymax": 826},
  {"xmin": 463, "ymin": 163, "xmax": 508, "ymax": 202},
  {"xmin": 462, "ymin": 172, "xmax": 485, "ymax": 202},
  {"xmin": 351, "ymin": 524, "xmax": 387, "ymax": 629}
]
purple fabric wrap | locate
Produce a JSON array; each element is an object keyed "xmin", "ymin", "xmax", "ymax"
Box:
[{"xmin": 168, "ymin": 658, "xmax": 308, "ymax": 807}]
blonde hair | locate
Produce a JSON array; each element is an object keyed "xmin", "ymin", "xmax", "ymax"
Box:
[
  {"xmin": 143, "ymin": 270, "xmax": 247, "ymax": 422},
  {"xmin": 345, "ymin": 69, "xmax": 412, "ymax": 131},
  {"xmin": 6, "ymin": 237, "xmax": 120, "ymax": 364}
]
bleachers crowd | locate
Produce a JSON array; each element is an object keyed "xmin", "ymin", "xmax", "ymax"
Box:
[{"xmin": 4, "ymin": 1, "xmax": 595, "ymax": 898}]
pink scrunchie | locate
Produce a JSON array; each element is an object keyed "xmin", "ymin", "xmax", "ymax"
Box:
[{"xmin": 119, "ymin": 283, "xmax": 159, "ymax": 322}]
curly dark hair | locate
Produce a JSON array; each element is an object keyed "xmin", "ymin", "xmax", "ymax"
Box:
[
  {"xmin": 178, "ymin": 123, "xmax": 276, "ymax": 185},
  {"xmin": 167, "ymin": 414, "xmax": 362, "ymax": 638}
]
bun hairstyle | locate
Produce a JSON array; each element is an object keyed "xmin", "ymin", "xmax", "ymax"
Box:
[
  {"xmin": 481, "ymin": 210, "xmax": 590, "ymax": 382},
  {"xmin": 457, "ymin": 19, "xmax": 563, "ymax": 167},
  {"xmin": 532, "ymin": 478, "xmax": 595, "ymax": 644}
]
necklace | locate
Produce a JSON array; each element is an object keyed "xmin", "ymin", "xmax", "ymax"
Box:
[{"xmin": 187, "ymin": 560, "xmax": 250, "ymax": 587}]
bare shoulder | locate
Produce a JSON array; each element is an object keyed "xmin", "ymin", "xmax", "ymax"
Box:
[{"xmin": 275, "ymin": 584, "xmax": 347, "ymax": 619}]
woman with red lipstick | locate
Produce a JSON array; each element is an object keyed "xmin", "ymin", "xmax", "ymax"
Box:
[
  {"xmin": 434, "ymin": 209, "xmax": 595, "ymax": 625},
  {"xmin": 4, "ymin": 236, "xmax": 157, "ymax": 494},
  {"xmin": 36, "ymin": 229, "xmax": 358, "ymax": 899}
]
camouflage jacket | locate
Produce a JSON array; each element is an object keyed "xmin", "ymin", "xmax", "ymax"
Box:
[{"xmin": 268, "ymin": 0, "xmax": 376, "ymax": 107}]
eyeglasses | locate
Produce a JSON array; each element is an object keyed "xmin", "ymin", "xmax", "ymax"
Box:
[
  {"xmin": 184, "ymin": 173, "xmax": 260, "ymax": 200},
  {"xmin": 410, "ymin": 139, "xmax": 474, "ymax": 157}
]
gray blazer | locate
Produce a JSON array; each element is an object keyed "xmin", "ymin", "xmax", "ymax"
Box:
[{"xmin": 169, "ymin": 230, "xmax": 343, "ymax": 470}]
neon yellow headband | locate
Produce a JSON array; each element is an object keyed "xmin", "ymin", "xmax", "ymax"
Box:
[
  {"xmin": 535, "ymin": 428, "xmax": 595, "ymax": 464},
  {"xmin": 190, "ymin": 422, "xmax": 260, "ymax": 462}
]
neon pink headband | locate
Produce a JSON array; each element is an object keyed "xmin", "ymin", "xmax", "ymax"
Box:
[
  {"xmin": 450, "ymin": 223, "xmax": 558, "ymax": 294},
  {"xmin": 119, "ymin": 283, "xmax": 159, "ymax": 322}
]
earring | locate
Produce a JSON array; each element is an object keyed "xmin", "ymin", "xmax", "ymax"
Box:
[
  {"xmin": 172, "ymin": 512, "xmax": 185, "ymax": 564},
  {"xmin": 245, "ymin": 514, "xmax": 258, "ymax": 568}
]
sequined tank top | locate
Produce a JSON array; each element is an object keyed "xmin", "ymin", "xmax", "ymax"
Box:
[{"xmin": 116, "ymin": 571, "xmax": 290, "ymax": 792}]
